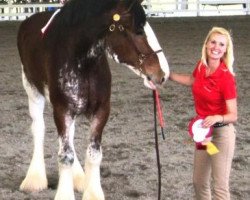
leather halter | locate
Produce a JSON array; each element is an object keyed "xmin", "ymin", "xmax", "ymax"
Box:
[
  {"xmin": 108, "ymin": 1, "xmax": 163, "ymax": 73},
  {"xmin": 138, "ymin": 49, "xmax": 163, "ymax": 66}
]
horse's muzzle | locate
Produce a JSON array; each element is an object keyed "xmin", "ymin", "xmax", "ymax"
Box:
[{"xmin": 144, "ymin": 73, "xmax": 166, "ymax": 90}]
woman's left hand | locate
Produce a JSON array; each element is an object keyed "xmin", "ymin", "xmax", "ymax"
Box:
[{"xmin": 202, "ymin": 115, "xmax": 222, "ymax": 128}]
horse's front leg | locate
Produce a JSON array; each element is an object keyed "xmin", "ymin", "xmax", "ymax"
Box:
[
  {"xmin": 57, "ymin": 115, "xmax": 85, "ymax": 193},
  {"xmin": 83, "ymin": 105, "xmax": 110, "ymax": 200},
  {"xmin": 53, "ymin": 108, "xmax": 82, "ymax": 200}
]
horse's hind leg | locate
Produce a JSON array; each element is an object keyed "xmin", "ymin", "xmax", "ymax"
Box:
[{"xmin": 20, "ymin": 69, "xmax": 47, "ymax": 192}]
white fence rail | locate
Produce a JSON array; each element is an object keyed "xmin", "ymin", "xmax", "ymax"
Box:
[
  {"xmin": 0, "ymin": 3, "xmax": 61, "ymax": 20},
  {"xmin": 0, "ymin": 0, "xmax": 250, "ymax": 20},
  {"xmin": 142, "ymin": 0, "xmax": 250, "ymax": 17}
]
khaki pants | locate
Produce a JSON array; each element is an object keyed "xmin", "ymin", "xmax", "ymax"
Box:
[{"xmin": 193, "ymin": 124, "xmax": 236, "ymax": 200}]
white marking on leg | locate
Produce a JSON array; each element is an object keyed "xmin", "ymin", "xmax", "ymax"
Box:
[
  {"xmin": 55, "ymin": 166, "xmax": 75, "ymax": 200},
  {"xmin": 55, "ymin": 115, "xmax": 75, "ymax": 200},
  {"xmin": 72, "ymin": 154, "xmax": 85, "ymax": 192},
  {"xmin": 83, "ymin": 143, "xmax": 104, "ymax": 200},
  {"xmin": 67, "ymin": 120, "xmax": 85, "ymax": 192},
  {"xmin": 20, "ymin": 68, "xmax": 47, "ymax": 192},
  {"xmin": 44, "ymin": 85, "xmax": 51, "ymax": 103}
]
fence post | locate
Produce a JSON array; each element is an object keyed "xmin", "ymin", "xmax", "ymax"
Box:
[
  {"xmin": 176, "ymin": 0, "xmax": 188, "ymax": 10},
  {"xmin": 145, "ymin": 0, "xmax": 152, "ymax": 16},
  {"xmin": 7, "ymin": 0, "xmax": 11, "ymax": 20},
  {"xmin": 247, "ymin": 0, "xmax": 250, "ymax": 14},
  {"xmin": 197, "ymin": 0, "xmax": 201, "ymax": 16}
]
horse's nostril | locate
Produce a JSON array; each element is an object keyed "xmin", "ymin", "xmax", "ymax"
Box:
[{"xmin": 161, "ymin": 77, "xmax": 165, "ymax": 83}]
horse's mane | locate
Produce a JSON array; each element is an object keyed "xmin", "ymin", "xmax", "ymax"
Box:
[
  {"xmin": 59, "ymin": 0, "xmax": 117, "ymax": 27},
  {"xmin": 58, "ymin": 0, "xmax": 146, "ymax": 28},
  {"xmin": 44, "ymin": 0, "xmax": 146, "ymax": 56}
]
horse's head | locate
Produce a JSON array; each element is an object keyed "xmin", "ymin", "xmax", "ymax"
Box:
[{"xmin": 106, "ymin": 0, "xmax": 169, "ymax": 89}]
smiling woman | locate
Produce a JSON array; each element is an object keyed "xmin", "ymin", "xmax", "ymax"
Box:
[
  {"xmin": 201, "ymin": 27, "xmax": 234, "ymax": 75},
  {"xmin": 169, "ymin": 26, "xmax": 237, "ymax": 199},
  {"xmin": 206, "ymin": 34, "xmax": 227, "ymax": 62}
]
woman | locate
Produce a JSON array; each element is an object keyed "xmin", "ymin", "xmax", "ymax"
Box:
[{"xmin": 170, "ymin": 27, "xmax": 237, "ymax": 200}]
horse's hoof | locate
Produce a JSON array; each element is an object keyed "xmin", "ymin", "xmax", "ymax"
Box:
[
  {"xmin": 73, "ymin": 173, "xmax": 85, "ymax": 192},
  {"xmin": 82, "ymin": 188, "xmax": 105, "ymax": 200},
  {"xmin": 54, "ymin": 192, "xmax": 75, "ymax": 200},
  {"xmin": 20, "ymin": 175, "xmax": 48, "ymax": 192},
  {"xmin": 72, "ymin": 160, "xmax": 86, "ymax": 192}
]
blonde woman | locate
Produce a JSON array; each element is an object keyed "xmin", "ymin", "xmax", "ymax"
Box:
[{"xmin": 170, "ymin": 27, "xmax": 237, "ymax": 200}]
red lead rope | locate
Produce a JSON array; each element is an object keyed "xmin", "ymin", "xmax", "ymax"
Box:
[
  {"xmin": 149, "ymin": 81, "xmax": 165, "ymax": 200},
  {"xmin": 151, "ymin": 86, "xmax": 166, "ymax": 200},
  {"xmin": 153, "ymin": 89, "xmax": 166, "ymax": 140}
]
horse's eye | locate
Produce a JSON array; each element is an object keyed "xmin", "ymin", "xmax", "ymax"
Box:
[{"xmin": 136, "ymin": 28, "xmax": 144, "ymax": 35}]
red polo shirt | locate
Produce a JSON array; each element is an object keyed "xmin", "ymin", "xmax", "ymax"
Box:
[{"xmin": 192, "ymin": 61, "xmax": 237, "ymax": 117}]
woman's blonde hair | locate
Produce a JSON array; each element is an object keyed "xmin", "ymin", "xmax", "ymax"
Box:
[{"xmin": 201, "ymin": 27, "xmax": 234, "ymax": 75}]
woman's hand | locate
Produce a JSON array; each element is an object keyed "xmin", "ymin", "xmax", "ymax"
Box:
[{"xmin": 202, "ymin": 115, "xmax": 223, "ymax": 128}]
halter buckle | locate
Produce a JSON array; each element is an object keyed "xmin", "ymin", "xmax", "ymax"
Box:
[
  {"xmin": 118, "ymin": 25, "xmax": 124, "ymax": 32},
  {"xmin": 109, "ymin": 24, "xmax": 116, "ymax": 32}
]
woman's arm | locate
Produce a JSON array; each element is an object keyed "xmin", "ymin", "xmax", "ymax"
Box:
[
  {"xmin": 169, "ymin": 72, "xmax": 194, "ymax": 86},
  {"xmin": 222, "ymin": 98, "xmax": 238, "ymax": 123}
]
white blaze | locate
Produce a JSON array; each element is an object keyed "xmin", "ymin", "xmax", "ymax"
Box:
[{"xmin": 144, "ymin": 22, "xmax": 170, "ymax": 79}]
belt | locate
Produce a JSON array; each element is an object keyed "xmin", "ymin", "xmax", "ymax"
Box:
[{"xmin": 213, "ymin": 123, "xmax": 228, "ymax": 128}]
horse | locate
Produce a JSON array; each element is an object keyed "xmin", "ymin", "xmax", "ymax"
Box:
[{"xmin": 17, "ymin": 0, "xmax": 169, "ymax": 199}]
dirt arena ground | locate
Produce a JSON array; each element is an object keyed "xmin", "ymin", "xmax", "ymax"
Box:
[{"xmin": 0, "ymin": 15, "xmax": 249, "ymax": 200}]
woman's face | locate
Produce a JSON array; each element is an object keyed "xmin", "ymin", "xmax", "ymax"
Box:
[{"xmin": 206, "ymin": 33, "xmax": 227, "ymax": 61}]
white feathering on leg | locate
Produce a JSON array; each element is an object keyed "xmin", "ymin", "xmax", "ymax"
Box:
[
  {"xmin": 82, "ymin": 144, "xmax": 104, "ymax": 200},
  {"xmin": 20, "ymin": 68, "xmax": 47, "ymax": 192},
  {"xmin": 55, "ymin": 165, "xmax": 75, "ymax": 200}
]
